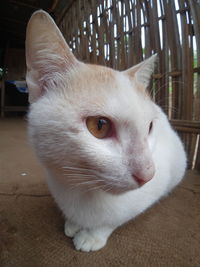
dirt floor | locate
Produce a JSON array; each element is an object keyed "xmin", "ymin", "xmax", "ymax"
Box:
[{"xmin": 0, "ymin": 118, "xmax": 200, "ymax": 267}]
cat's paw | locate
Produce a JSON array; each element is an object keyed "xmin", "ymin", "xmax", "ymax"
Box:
[
  {"xmin": 73, "ymin": 229, "xmax": 107, "ymax": 252},
  {"xmin": 64, "ymin": 220, "xmax": 81, "ymax": 238}
]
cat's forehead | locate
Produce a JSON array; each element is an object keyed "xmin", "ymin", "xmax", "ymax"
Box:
[
  {"xmin": 65, "ymin": 63, "xmax": 154, "ymax": 123},
  {"xmin": 73, "ymin": 63, "xmax": 118, "ymax": 90},
  {"xmin": 65, "ymin": 63, "xmax": 120, "ymax": 105},
  {"xmin": 69, "ymin": 63, "xmax": 147, "ymax": 98}
]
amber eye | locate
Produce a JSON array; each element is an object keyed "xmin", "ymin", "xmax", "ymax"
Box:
[
  {"xmin": 149, "ymin": 121, "xmax": 153, "ymax": 134},
  {"xmin": 86, "ymin": 116, "xmax": 112, "ymax": 139}
]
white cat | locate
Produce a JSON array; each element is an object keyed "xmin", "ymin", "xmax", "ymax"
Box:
[{"xmin": 26, "ymin": 11, "xmax": 186, "ymax": 252}]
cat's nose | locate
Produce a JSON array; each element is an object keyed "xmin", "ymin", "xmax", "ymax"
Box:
[
  {"xmin": 133, "ymin": 175, "xmax": 151, "ymax": 186},
  {"xmin": 132, "ymin": 165, "xmax": 155, "ymax": 186}
]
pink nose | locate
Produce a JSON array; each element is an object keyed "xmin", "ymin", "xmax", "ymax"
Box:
[
  {"xmin": 132, "ymin": 167, "xmax": 155, "ymax": 186},
  {"xmin": 133, "ymin": 176, "xmax": 151, "ymax": 186}
]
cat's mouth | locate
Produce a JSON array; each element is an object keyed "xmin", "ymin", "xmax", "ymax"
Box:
[
  {"xmin": 104, "ymin": 183, "xmax": 139, "ymax": 194},
  {"xmin": 96, "ymin": 171, "xmax": 151, "ymax": 194}
]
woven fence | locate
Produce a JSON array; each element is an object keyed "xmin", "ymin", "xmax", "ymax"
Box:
[{"xmin": 58, "ymin": 0, "xmax": 200, "ymax": 170}]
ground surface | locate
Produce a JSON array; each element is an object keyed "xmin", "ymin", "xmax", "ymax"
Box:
[{"xmin": 0, "ymin": 118, "xmax": 200, "ymax": 267}]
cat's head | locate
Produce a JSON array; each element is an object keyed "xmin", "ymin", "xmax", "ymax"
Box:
[{"xmin": 26, "ymin": 11, "xmax": 158, "ymax": 194}]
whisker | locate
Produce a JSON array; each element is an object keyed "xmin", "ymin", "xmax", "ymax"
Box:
[
  {"xmin": 61, "ymin": 165, "xmax": 129, "ymax": 193},
  {"xmin": 63, "ymin": 173, "xmax": 95, "ymax": 178},
  {"xmin": 62, "ymin": 166, "xmax": 95, "ymax": 173},
  {"xmin": 150, "ymin": 80, "xmax": 186, "ymax": 100},
  {"xmin": 66, "ymin": 178, "xmax": 105, "ymax": 185},
  {"xmin": 83, "ymin": 183, "xmax": 112, "ymax": 193},
  {"xmin": 68, "ymin": 182, "xmax": 102, "ymax": 192},
  {"xmin": 65, "ymin": 177, "xmax": 106, "ymax": 190},
  {"xmin": 104, "ymin": 186, "xmax": 114, "ymax": 193}
]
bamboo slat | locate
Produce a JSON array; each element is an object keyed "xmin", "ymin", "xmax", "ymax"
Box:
[{"xmin": 196, "ymin": 137, "xmax": 200, "ymax": 170}]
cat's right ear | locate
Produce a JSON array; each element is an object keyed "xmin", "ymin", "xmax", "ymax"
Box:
[
  {"xmin": 123, "ymin": 54, "xmax": 157, "ymax": 90},
  {"xmin": 26, "ymin": 10, "xmax": 78, "ymax": 103}
]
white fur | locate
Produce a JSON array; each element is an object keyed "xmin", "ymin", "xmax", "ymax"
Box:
[{"xmin": 26, "ymin": 11, "xmax": 186, "ymax": 252}]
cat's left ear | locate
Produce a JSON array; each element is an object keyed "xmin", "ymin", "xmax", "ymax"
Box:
[
  {"xmin": 26, "ymin": 10, "xmax": 79, "ymax": 103},
  {"xmin": 123, "ymin": 54, "xmax": 157, "ymax": 88}
]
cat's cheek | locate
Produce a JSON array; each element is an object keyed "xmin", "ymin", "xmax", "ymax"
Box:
[{"xmin": 148, "ymin": 133, "xmax": 156, "ymax": 152}]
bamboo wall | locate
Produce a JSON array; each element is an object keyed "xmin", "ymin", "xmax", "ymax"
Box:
[{"xmin": 58, "ymin": 0, "xmax": 200, "ymax": 170}]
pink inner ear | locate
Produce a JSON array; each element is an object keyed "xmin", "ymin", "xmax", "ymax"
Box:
[
  {"xmin": 124, "ymin": 54, "xmax": 157, "ymax": 89},
  {"xmin": 26, "ymin": 10, "xmax": 79, "ymax": 103},
  {"xmin": 35, "ymin": 41, "xmax": 77, "ymax": 86}
]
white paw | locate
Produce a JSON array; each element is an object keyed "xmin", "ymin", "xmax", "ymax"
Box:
[
  {"xmin": 64, "ymin": 220, "xmax": 81, "ymax": 238},
  {"xmin": 73, "ymin": 229, "xmax": 107, "ymax": 252}
]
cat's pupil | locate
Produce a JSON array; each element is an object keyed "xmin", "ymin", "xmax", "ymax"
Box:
[
  {"xmin": 98, "ymin": 119, "xmax": 106, "ymax": 130},
  {"xmin": 149, "ymin": 121, "xmax": 153, "ymax": 134}
]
